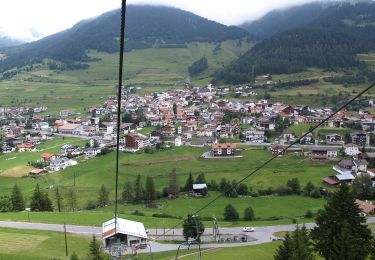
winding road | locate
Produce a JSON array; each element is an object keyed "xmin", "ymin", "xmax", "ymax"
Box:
[{"xmin": 1, "ymin": 217, "xmax": 375, "ymax": 252}]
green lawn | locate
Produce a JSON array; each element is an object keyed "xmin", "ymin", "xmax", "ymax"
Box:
[
  {"xmin": 148, "ymin": 242, "xmax": 283, "ymax": 260},
  {"xmin": 0, "ymin": 146, "xmax": 335, "ymax": 203},
  {"xmin": 0, "ymin": 227, "xmax": 91, "ymax": 260},
  {"xmin": 290, "ymin": 124, "xmax": 352, "ymax": 139},
  {"xmin": 138, "ymin": 126, "xmax": 156, "ymax": 135},
  {"xmin": 0, "ymin": 209, "xmax": 320, "ymax": 229},
  {"xmin": 96, "ymin": 194, "xmax": 325, "ymax": 221}
]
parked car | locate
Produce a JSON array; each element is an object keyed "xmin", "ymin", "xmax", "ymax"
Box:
[{"xmin": 242, "ymin": 227, "xmax": 255, "ymax": 232}]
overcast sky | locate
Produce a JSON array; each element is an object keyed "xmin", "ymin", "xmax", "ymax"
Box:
[{"xmin": 0, "ymin": 0, "xmax": 319, "ymax": 42}]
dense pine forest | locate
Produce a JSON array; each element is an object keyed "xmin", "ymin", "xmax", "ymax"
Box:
[{"xmin": 214, "ymin": 2, "xmax": 375, "ymax": 84}]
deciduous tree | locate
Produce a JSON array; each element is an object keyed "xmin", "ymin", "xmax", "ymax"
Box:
[
  {"xmin": 0, "ymin": 196, "xmax": 11, "ymax": 212},
  {"xmin": 182, "ymin": 215, "xmax": 205, "ymax": 241}
]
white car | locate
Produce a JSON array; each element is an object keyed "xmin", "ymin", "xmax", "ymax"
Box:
[{"xmin": 243, "ymin": 227, "xmax": 255, "ymax": 232}]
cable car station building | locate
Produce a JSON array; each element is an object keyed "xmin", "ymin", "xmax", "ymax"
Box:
[{"xmin": 102, "ymin": 218, "xmax": 148, "ymax": 247}]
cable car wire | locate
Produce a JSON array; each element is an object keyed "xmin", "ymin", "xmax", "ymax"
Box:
[{"xmin": 114, "ymin": 0, "xmax": 127, "ymax": 233}]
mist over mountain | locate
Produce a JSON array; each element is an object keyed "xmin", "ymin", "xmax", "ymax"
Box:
[
  {"xmin": 0, "ymin": 34, "xmax": 23, "ymax": 48},
  {"xmin": 214, "ymin": 1, "xmax": 375, "ymax": 84},
  {"xmin": 0, "ymin": 5, "xmax": 249, "ymax": 73},
  {"xmin": 241, "ymin": 2, "xmax": 327, "ymax": 40}
]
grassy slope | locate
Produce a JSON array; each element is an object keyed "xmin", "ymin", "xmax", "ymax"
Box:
[
  {"xmin": 0, "ymin": 210, "xmax": 319, "ymax": 228},
  {"xmin": 0, "ymin": 145, "xmax": 331, "ymax": 227},
  {"xmin": 0, "ymin": 40, "xmax": 251, "ymax": 115},
  {"xmin": 0, "ymin": 147, "xmax": 335, "ymax": 203},
  {"xmin": 0, "ymin": 227, "xmax": 90, "ymax": 260}
]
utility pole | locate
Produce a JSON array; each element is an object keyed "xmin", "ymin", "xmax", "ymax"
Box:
[
  {"xmin": 73, "ymin": 172, "xmax": 76, "ymax": 186},
  {"xmin": 64, "ymin": 222, "xmax": 68, "ymax": 260}
]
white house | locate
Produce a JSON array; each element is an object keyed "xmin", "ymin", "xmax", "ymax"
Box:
[
  {"xmin": 192, "ymin": 183, "xmax": 208, "ymax": 195},
  {"xmin": 244, "ymin": 129, "xmax": 265, "ymax": 143},
  {"xmin": 175, "ymin": 136, "xmax": 182, "ymax": 147},
  {"xmin": 48, "ymin": 157, "xmax": 77, "ymax": 172},
  {"xmin": 83, "ymin": 147, "xmax": 102, "ymax": 158},
  {"xmin": 344, "ymin": 144, "xmax": 360, "ymax": 156}
]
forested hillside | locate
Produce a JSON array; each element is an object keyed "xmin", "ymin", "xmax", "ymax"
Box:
[
  {"xmin": 214, "ymin": 2, "xmax": 375, "ymax": 84},
  {"xmin": 0, "ymin": 36, "xmax": 22, "ymax": 48},
  {"xmin": 0, "ymin": 5, "xmax": 249, "ymax": 73},
  {"xmin": 241, "ymin": 2, "xmax": 326, "ymax": 40}
]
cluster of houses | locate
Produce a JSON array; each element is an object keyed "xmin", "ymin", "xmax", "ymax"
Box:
[
  {"xmin": 1, "ymin": 106, "xmax": 50, "ymax": 153},
  {"xmin": 2, "ymin": 83, "xmax": 374, "ymax": 154},
  {"xmin": 323, "ymin": 149, "xmax": 375, "ymax": 187},
  {"xmin": 2, "ymin": 84, "xmax": 375, "ymax": 182},
  {"xmin": 29, "ymin": 141, "xmax": 107, "ymax": 175}
]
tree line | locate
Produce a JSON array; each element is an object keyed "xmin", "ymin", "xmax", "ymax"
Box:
[
  {"xmin": 188, "ymin": 57, "xmax": 208, "ymax": 76},
  {"xmin": 0, "ymin": 183, "xmax": 113, "ymax": 213},
  {"xmin": 0, "ymin": 184, "xmax": 53, "ymax": 212},
  {"xmin": 213, "ymin": 2, "xmax": 375, "ymax": 84}
]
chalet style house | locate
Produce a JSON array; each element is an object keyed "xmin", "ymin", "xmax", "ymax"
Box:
[
  {"xmin": 211, "ymin": 143, "xmax": 237, "ymax": 157},
  {"xmin": 309, "ymin": 146, "xmax": 338, "ymax": 160}
]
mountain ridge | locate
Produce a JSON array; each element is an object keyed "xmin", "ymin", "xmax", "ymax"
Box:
[
  {"xmin": 0, "ymin": 5, "xmax": 249, "ymax": 74},
  {"xmin": 214, "ymin": 1, "xmax": 375, "ymax": 84}
]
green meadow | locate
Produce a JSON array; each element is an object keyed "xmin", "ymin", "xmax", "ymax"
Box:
[
  {"xmin": 0, "ymin": 145, "xmax": 332, "ymax": 228},
  {"xmin": 0, "ymin": 146, "xmax": 335, "ymax": 203},
  {"xmin": 0, "ymin": 193, "xmax": 320, "ymax": 228},
  {"xmin": 142, "ymin": 242, "xmax": 282, "ymax": 260},
  {"xmin": 0, "ymin": 227, "xmax": 91, "ymax": 260},
  {"xmin": 0, "ymin": 229, "xmax": 299, "ymax": 260},
  {"xmin": 0, "ymin": 40, "xmax": 251, "ymax": 115}
]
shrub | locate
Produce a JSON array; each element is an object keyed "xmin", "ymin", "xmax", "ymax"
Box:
[
  {"xmin": 305, "ymin": 210, "xmax": 313, "ymax": 218},
  {"xmin": 85, "ymin": 200, "xmax": 97, "ymax": 210},
  {"xmin": 244, "ymin": 207, "xmax": 255, "ymax": 221},
  {"xmin": 152, "ymin": 213, "xmax": 181, "ymax": 219},
  {"xmin": 132, "ymin": 210, "xmax": 145, "ymax": 216},
  {"xmin": 310, "ymin": 188, "xmax": 322, "ymax": 198},
  {"xmin": 223, "ymin": 204, "xmax": 239, "ymax": 221}
]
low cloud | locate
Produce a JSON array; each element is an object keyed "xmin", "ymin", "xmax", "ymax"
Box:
[{"xmin": 0, "ymin": 0, "xmax": 328, "ymax": 41}]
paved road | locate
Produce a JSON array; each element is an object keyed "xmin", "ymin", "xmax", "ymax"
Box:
[{"xmin": 1, "ymin": 217, "xmax": 375, "ymax": 253}]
